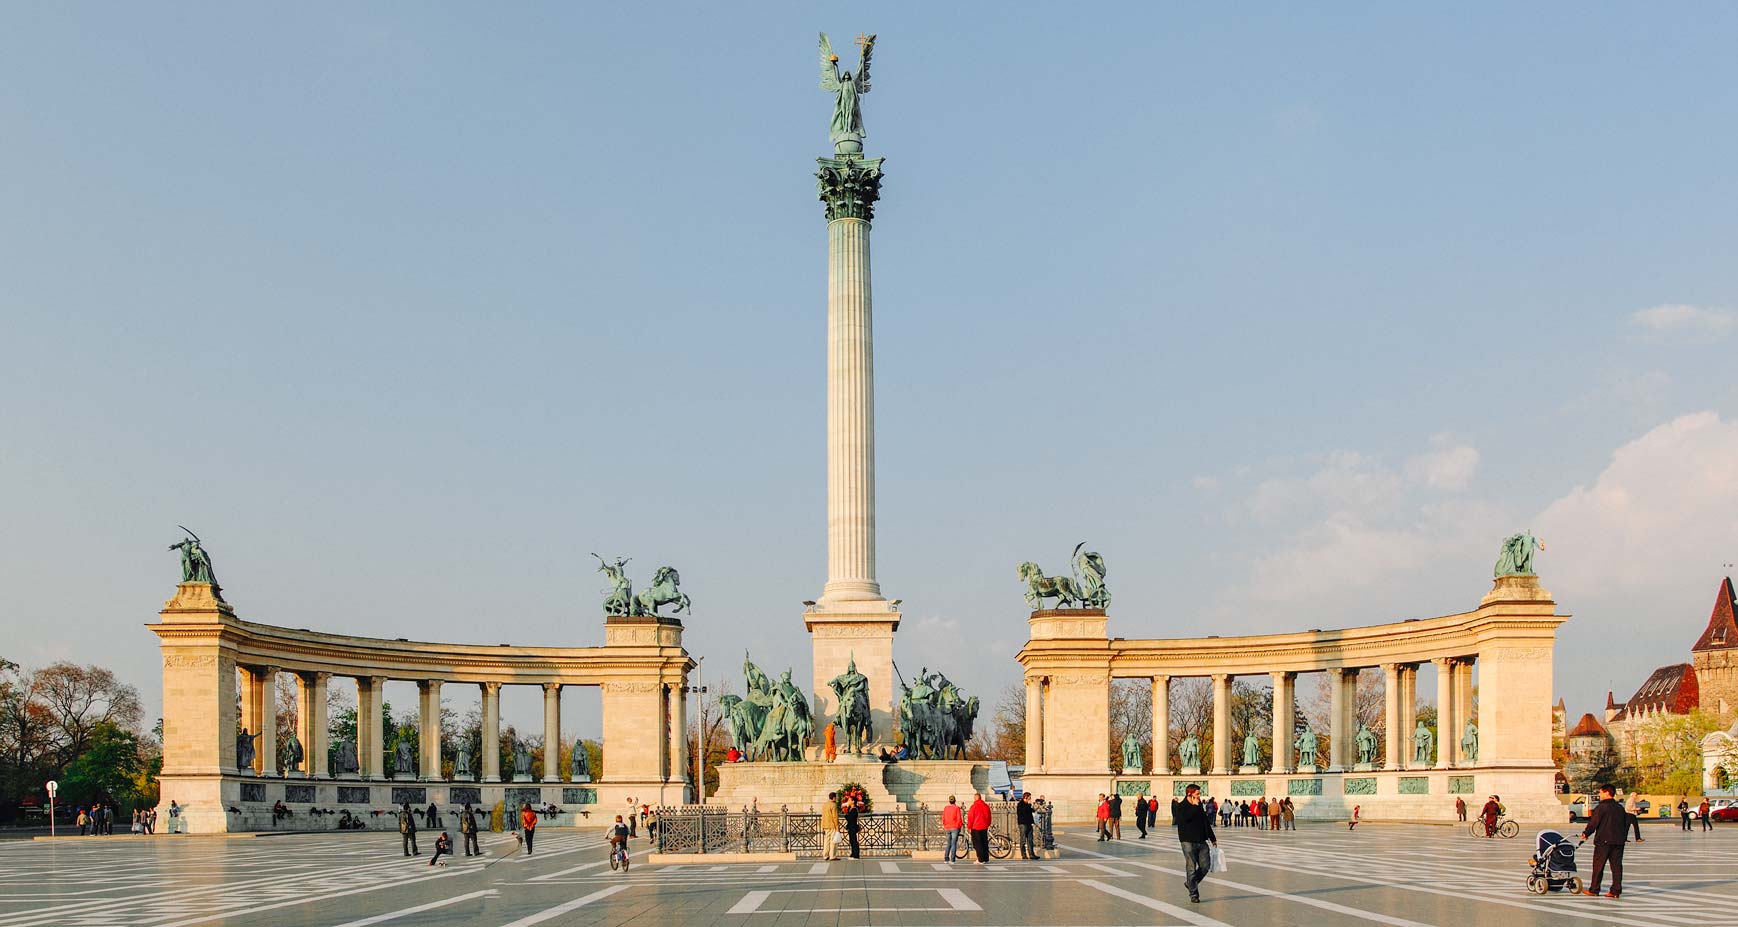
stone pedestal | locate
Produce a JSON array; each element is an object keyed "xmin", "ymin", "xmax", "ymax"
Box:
[
  {"xmin": 1180, "ymin": 766, "xmax": 1202, "ymax": 776},
  {"xmin": 1238, "ymin": 765, "xmax": 1260, "ymax": 775},
  {"xmin": 805, "ymin": 601, "xmax": 900, "ymax": 746},
  {"xmin": 1353, "ymin": 763, "xmax": 1374, "ymax": 772},
  {"xmin": 1296, "ymin": 764, "xmax": 1319, "ymax": 775},
  {"xmin": 513, "ymin": 774, "xmax": 532, "ymax": 783},
  {"xmin": 1121, "ymin": 766, "xmax": 1142, "ymax": 776}
]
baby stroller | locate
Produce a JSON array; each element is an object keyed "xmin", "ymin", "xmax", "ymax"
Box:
[{"xmin": 1526, "ymin": 830, "xmax": 1582, "ymax": 894}]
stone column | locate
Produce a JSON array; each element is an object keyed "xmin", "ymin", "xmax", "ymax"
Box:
[
  {"xmin": 817, "ymin": 155, "xmax": 886, "ymax": 605},
  {"xmin": 1455, "ymin": 659, "xmax": 1475, "ymax": 765},
  {"xmin": 1382, "ymin": 664, "xmax": 1402, "ymax": 770},
  {"xmin": 1400, "ymin": 664, "xmax": 1419, "ymax": 769},
  {"xmin": 1210, "ymin": 674, "xmax": 1231, "ymax": 775},
  {"xmin": 1270, "ymin": 672, "xmax": 1293, "ymax": 774},
  {"xmin": 481, "ymin": 682, "xmax": 502, "ymax": 783},
  {"xmin": 420, "ymin": 680, "xmax": 443, "ymax": 781},
  {"xmin": 1433, "ymin": 658, "xmax": 1454, "ymax": 769},
  {"xmin": 1326, "ymin": 668, "xmax": 1348, "ymax": 771},
  {"xmin": 668, "ymin": 684, "xmax": 689, "ymax": 791},
  {"xmin": 540, "ymin": 683, "xmax": 561, "ymax": 783},
  {"xmin": 1025, "ymin": 678, "xmax": 1044, "ymax": 771},
  {"xmin": 257, "ymin": 666, "xmax": 279, "ymax": 777},
  {"xmin": 239, "ymin": 667, "xmax": 261, "ymax": 773},
  {"xmin": 297, "ymin": 672, "xmax": 329, "ymax": 778},
  {"xmin": 363, "ymin": 676, "xmax": 387, "ymax": 780},
  {"xmin": 1151, "ymin": 676, "xmax": 1170, "ymax": 773}
]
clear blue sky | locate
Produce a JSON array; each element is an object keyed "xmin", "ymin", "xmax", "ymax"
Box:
[{"xmin": 3, "ymin": 4, "xmax": 1735, "ymax": 738}]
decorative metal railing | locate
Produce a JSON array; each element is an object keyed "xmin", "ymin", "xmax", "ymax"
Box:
[{"xmin": 651, "ymin": 804, "xmax": 1049, "ymax": 857}]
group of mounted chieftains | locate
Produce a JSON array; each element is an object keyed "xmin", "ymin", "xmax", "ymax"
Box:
[
  {"xmin": 1017, "ymin": 542, "xmax": 1111, "ymax": 610},
  {"xmin": 592, "ymin": 553, "xmax": 691, "ymax": 618},
  {"xmin": 721, "ymin": 654, "xmax": 815, "ymax": 763},
  {"xmin": 897, "ymin": 666, "xmax": 979, "ymax": 760}
]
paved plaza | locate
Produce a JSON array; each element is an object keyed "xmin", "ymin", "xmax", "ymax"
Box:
[{"xmin": 3, "ymin": 822, "xmax": 1735, "ymax": 927}]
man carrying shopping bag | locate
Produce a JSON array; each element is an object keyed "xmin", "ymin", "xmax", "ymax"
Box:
[{"xmin": 1170, "ymin": 784, "xmax": 1218, "ymax": 904}]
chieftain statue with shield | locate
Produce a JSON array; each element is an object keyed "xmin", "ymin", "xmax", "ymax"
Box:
[{"xmin": 828, "ymin": 655, "xmax": 873, "ymax": 754}]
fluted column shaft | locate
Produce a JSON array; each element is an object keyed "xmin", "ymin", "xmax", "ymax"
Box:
[
  {"xmin": 1270, "ymin": 672, "xmax": 1293, "ymax": 774},
  {"xmin": 481, "ymin": 683, "xmax": 502, "ymax": 783},
  {"xmin": 1383, "ymin": 664, "xmax": 1402, "ymax": 770},
  {"xmin": 1327, "ymin": 668, "xmax": 1347, "ymax": 770},
  {"xmin": 542, "ymin": 684, "xmax": 561, "ymax": 782},
  {"xmin": 1210, "ymin": 674, "xmax": 1231, "ymax": 775},
  {"xmin": 420, "ymin": 680, "xmax": 442, "ymax": 780},
  {"xmin": 1434, "ymin": 658, "xmax": 1454, "ymax": 769},
  {"xmin": 257, "ymin": 666, "xmax": 279, "ymax": 777},
  {"xmin": 823, "ymin": 216, "xmax": 880, "ymax": 602},
  {"xmin": 1151, "ymin": 676, "xmax": 1170, "ymax": 773},
  {"xmin": 298, "ymin": 672, "xmax": 330, "ymax": 777},
  {"xmin": 1025, "ymin": 678, "xmax": 1044, "ymax": 770}
]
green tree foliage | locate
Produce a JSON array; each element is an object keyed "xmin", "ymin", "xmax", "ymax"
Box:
[
  {"xmin": 60, "ymin": 722, "xmax": 145, "ymax": 809},
  {"xmin": 0, "ymin": 658, "xmax": 153, "ymax": 821},
  {"xmin": 1626, "ymin": 710, "xmax": 1719, "ymax": 794}
]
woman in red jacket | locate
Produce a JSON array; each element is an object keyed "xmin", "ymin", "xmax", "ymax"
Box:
[
  {"xmin": 967, "ymin": 793, "xmax": 992, "ymax": 864},
  {"xmin": 1096, "ymin": 794, "xmax": 1111, "ymax": 841}
]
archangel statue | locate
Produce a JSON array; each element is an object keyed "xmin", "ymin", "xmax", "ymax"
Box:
[
  {"xmin": 1493, "ymin": 531, "xmax": 1542, "ymax": 577},
  {"xmin": 819, "ymin": 32, "xmax": 875, "ymax": 154},
  {"xmin": 1413, "ymin": 720, "xmax": 1435, "ymax": 764},
  {"xmin": 169, "ymin": 526, "xmax": 219, "ymax": 585}
]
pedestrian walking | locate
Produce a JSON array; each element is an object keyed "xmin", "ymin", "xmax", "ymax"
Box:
[
  {"xmin": 1678, "ymin": 797, "xmax": 1691, "ymax": 831},
  {"xmin": 398, "ymin": 803, "xmax": 419, "ymax": 856},
  {"xmin": 1699, "ymin": 799, "xmax": 1712, "ymax": 832},
  {"xmin": 461, "ymin": 804, "xmax": 480, "ymax": 857},
  {"xmin": 1170, "ymin": 783, "xmax": 1217, "ymax": 904},
  {"xmin": 967, "ymin": 792, "xmax": 991, "ymax": 864},
  {"xmin": 821, "ymin": 793, "xmax": 841, "ymax": 860},
  {"xmin": 940, "ymin": 795, "xmax": 963, "ymax": 863},
  {"xmin": 844, "ymin": 798, "xmax": 862, "ymax": 859},
  {"xmin": 1577, "ymin": 785, "xmax": 1627, "ymax": 898},
  {"xmin": 1095, "ymin": 794, "xmax": 1110, "ymax": 841},
  {"xmin": 1108, "ymin": 792, "xmax": 1123, "ymax": 839},
  {"xmin": 1623, "ymin": 793, "xmax": 1645, "ymax": 843},
  {"xmin": 1016, "ymin": 793, "xmax": 1037, "ymax": 859},
  {"xmin": 429, "ymin": 832, "xmax": 451, "ymax": 866},
  {"xmin": 1348, "ymin": 804, "xmax": 1360, "ymax": 830},
  {"xmin": 519, "ymin": 803, "xmax": 538, "ymax": 855},
  {"xmin": 1133, "ymin": 792, "xmax": 1149, "ymax": 838},
  {"xmin": 77, "ymin": 808, "xmax": 89, "ymax": 836},
  {"xmin": 1455, "ymin": 797, "xmax": 1467, "ymax": 822}
]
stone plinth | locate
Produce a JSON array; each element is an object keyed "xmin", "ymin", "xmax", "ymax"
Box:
[
  {"xmin": 805, "ymin": 600, "xmax": 900, "ymax": 746},
  {"xmin": 883, "ymin": 760, "xmax": 987, "ymax": 808},
  {"xmin": 711, "ymin": 760, "xmax": 897, "ymax": 813}
]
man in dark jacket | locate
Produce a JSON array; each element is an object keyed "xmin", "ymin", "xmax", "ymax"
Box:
[
  {"xmin": 460, "ymin": 804, "xmax": 480, "ymax": 857},
  {"xmin": 1016, "ymin": 793, "xmax": 1037, "ymax": 859},
  {"xmin": 1134, "ymin": 792, "xmax": 1150, "ymax": 838},
  {"xmin": 1170, "ymin": 784, "xmax": 1218, "ymax": 904},
  {"xmin": 1107, "ymin": 793, "xmax": 1123, "ymax": 840},
  {"xmin": 1578, "ymin": 785, "xmax": 1627, "ymax": 898},
  {"xmin": 398, "ymin": 803, "xmax": 419, "ymax": 856},
  {"xmin": 844, "ymin": 799, "xmax": 862, "ymax": 859}
]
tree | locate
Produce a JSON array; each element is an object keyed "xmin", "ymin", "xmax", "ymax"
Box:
[
  {"xmin": 980, "ymin": 683, "xmax": 1025, "ymax": 764},
  {"xmin": 1627, "ymin": 710, "xmax": 1719, "ymax": 794},
  {"xmin": 1109, "ymin": 680, "xmax": 1151, "ymax": 769},
  {"xmin": 60, "ymin": 721, "xmax": 146, "ymax": 810},
  {"xmin": 31, "ymin": 662, "xmax": 143, "ymax": 768}
]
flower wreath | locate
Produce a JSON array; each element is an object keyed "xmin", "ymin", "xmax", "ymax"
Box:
[{"xmin": 834, "ymin": 782, "xmax": 873, "ymax": 813}]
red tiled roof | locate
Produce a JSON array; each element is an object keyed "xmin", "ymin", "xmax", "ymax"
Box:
[
  {"xmin": 1605, "ymin": 690, "xmax": 1617, "ymax": 710},
  {"xmin": 1619, "ymin": 663, "xmax": 1698, "ymax": 718},
  {"xmin": 1692, "ymin": 577, "xmax": 1738, "ymax": 652},
  {"xmin": 1568, "ymin": 713, "xmax": 1607, "ymax": 737}
]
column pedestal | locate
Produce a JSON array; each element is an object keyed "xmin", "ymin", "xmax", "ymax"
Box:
[{"xmin": 806, "ymin": 601, "xmax": 900, "ymax": 750}]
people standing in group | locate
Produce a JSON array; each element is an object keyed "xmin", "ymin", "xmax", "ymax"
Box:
[
  {"xmin": 821, "ymin": 792, "xmax": 841, "ymax": 861},
  {"xmin": 1455, "ymin": 797, "xmax": 1467, "ymax": 822},
  {"xmin": 1170, "ymin": 783, "xmax": 1217, "ymax": 904},
  {"xmin": 520, "ymin": 803, "xmax": 538, "ymax": 855},
  {"xmin": 1107, "ymin": 792, "xmax": 1123, "ymax": 839},
  {"xmin": 1016, "ymin": 793, "xmax": 1036, "ymax": 859},
  {"xmin": 460, "ymin": 804, "xmax": 481, "ymax": 857},
  {"xmin": 1095, "ymin": 794, "xmax": 1110, "ymax": 841},
  {"xmin": 1348, "ymin": 804, "xmax": 1361, "ymax": 830},
  {"xmin": 1133, "ymin": 792, "xmax": 1149, "ymax": 839},
  {"xmin": 1699, "ymin": 798, "xmax": 1713, "ymax": 832},
  {"xmin": 1578, "ymin": 785, "xmax": 1627, "ymax": 898},
  {"xmin": 398, "ymin": 802, "xmax": 419, "ymax": 856},
  {"xmin": 844, "ymin": 797, "xmax": 862, "ymax": 859},
  {"xmin": 1678, "ymin": 796, "xmax": 1692, "ymax": 831},
  {"xmin": 967, "ymin": 792, "xmax": 991, "ymax": 864},
  {"xmin": 940, "ymin": 795, "xmax": 963, "ymax": 863},
  {"xmin": 1268, "ymin": 798, "xmax": 1281, "ymax": 832},
  {"xmin": 429, "ymin": 831, "xmax": 451, "ymax": 867}
]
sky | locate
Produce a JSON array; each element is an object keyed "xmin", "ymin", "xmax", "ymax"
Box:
[{"xmin": 2, "ymin": 3, "xmax": 1736, "ymax": 741}]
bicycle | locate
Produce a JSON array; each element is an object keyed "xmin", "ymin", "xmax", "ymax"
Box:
[
  {"xmin": 952, "ymin": 828, "xmax": 1013, "ymax": 861},
  {"xmin": 1469, "ymin": 818, "xmax": 1519, "ymax": 839},
  {"xmin": 609, "ymin": 839, "xmax": 631, "ymax": 871}
]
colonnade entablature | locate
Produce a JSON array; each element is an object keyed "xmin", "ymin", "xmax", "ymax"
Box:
[
  {"xmin": 1016, "ymin": 573, "xmax": 1568, "ymax": 823},
  {"xmin": 149, "ymin": 582, "xmax": 693, "ymax": 832}
]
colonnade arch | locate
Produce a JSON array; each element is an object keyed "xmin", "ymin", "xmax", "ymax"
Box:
[
  {"xmin": 1018, "ymin": 573, "xmax": 1565, "ymax": 823},
  {"xmin": 151, "ymin": 582, "xmax": 692, "ymax": 833}
]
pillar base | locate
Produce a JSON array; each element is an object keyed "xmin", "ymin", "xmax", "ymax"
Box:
[{"xmin": 805, "ymin": 599, "xmax": 901, "ymax": 745}]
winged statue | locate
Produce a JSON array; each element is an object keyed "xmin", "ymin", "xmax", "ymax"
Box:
[{"xmin": 819, "ymin": 32, "xmax": 875, "ymax": 155}]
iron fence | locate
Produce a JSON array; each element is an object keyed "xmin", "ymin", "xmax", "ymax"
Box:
[{"xmin": 652, "ymin": 804, "xmax": 1048, "ymax": 857}]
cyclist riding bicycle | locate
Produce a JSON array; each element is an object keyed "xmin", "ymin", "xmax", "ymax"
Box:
[{"xmin": 608, "ymin": 814, "xmax": 631, "ymax": 868}]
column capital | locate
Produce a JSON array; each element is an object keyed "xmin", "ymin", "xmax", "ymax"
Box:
[
  {"xmin": 1431, "ymin": 656, "xmax": 1453, "ymax": 668},
  {"xmin": 261, "ymin": 665, "xmax": 281, "ymax": 677},
  {"xmin": 1381, "ymin": 662, "xmax": 1400, "ymax": 674},
  {"xmin": 482, "ymin": 681, "xmax": 502, "ymax": 695},
  {"xmin": 816, "ymin": 155, "xmax": 884, "ymax": 222},
  {"xmin": 1211, "ymin": 673, "xmax": 1231, "ymax": 683},
  {"xmin": 1151, "ymin": 674, "xmax": 1171, "ymax": 684},
  {"xmin": 1269, "ymin": 670, "xmax": 1295, "ymax": 683},
  {"xmin": 543, "ymin": 682, "xmax": 561, "ymax": 695},
  {"xmin": 365, "ymin": 675, "xmax": 387, "ymax": 687},
  {"xmin": 312, "ymin": 671, "xmax": 332, "ymax": 683}
]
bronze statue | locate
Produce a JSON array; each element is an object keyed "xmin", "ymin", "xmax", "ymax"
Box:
[
  {"xmin": 828, "ymin": 655, "xmax": 872, "ymax": 754},
  {"xmin": 169, "ymin": 526, "xmax": 219, "ymax": 585},
  {"xmin": 818, "ymin": 32, "xmax": 875, "ymax": 155}
]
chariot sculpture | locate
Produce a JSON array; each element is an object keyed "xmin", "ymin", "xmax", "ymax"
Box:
[
  {"xmin": 593, "ymin": 553, "xmax": 692, "ymax": 618},
  {"xmin": 1018, "ymin": 542, "xmax": 1111, "ymax": 611}
]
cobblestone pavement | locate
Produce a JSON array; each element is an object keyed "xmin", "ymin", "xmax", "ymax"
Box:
[{"xmin": 1, "ymin": 821, "xmax": 1733, "ymax": 926}]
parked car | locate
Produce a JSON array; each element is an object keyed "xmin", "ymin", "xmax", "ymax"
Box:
[
  {"xmin": 1711, "ymin": 805, "xmax": 1738, "ymax": 823},
  {"xmin": 1568, "ymin": 797, "xmax": 1650, "ymax": 822}
]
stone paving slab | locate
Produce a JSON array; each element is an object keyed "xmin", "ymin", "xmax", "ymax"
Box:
[{"xmin": 0, "ymin": 823, "xmax": 1733, "ymax": 926}]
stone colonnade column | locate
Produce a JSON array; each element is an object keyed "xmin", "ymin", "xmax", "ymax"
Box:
[
  {"xmin": 420, "ymin": 680, "xmax": 443, "ymax": 781},
  {"xmin": 1269, "ymin": 672, "xmax": 1293, "ymax": 774},
  {"xmin": 364, "ymin": 676, "xmax": 387, "ymax": 780},
  {"xmin": 1025, "ymin": 678, "xmax": 1044, "ymax": 771},
  {"xmin": 296, "ymin": 672, "xmax": 330, "ymax": 777},
  {"xmin": 481, "ymin": 682, "xmax": 502, "ymax": 783},
  {"xmin": 542, "ymin": 684, "xmax": 562, "ymax": 783},
  {"xmin": 239, "ymin": 667, "xmax": 261, "ymax": 773},
  {"xmin": 1433, "ymin": 658, "xmax": 1455, "ymax": 769},
  {"xmin": 1151, "ymin": 676, "xmax": 1170, "ymax": 773},
  {"xmin": 818, "ymin": 156, "xmax": 886, "ymax": 604},
  {"xmin": 1455, "ymin": 660, "xmax": 1476, "ymax": 765},
  {"xmin": 1210, "ymin": 674, "xmax": 1231, "ymax": 775},
  {"xmin": 1382, "ymin": 664, "xmax": 1402, "ymax": 770},
  {"xmin": 1326, "ymin": 668, "xmax": 1347, "ymax": 771},
  {"xmin": 668, "ymin": 685, "xmax": 688, "ymax": 791},
  {"xmin": 1399, "ymin": 664, "xmax": 1418, "ymax": 769},
  {"xmin": 257, "ymin": 666, "xmax": 279, "ymax": 777}
]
